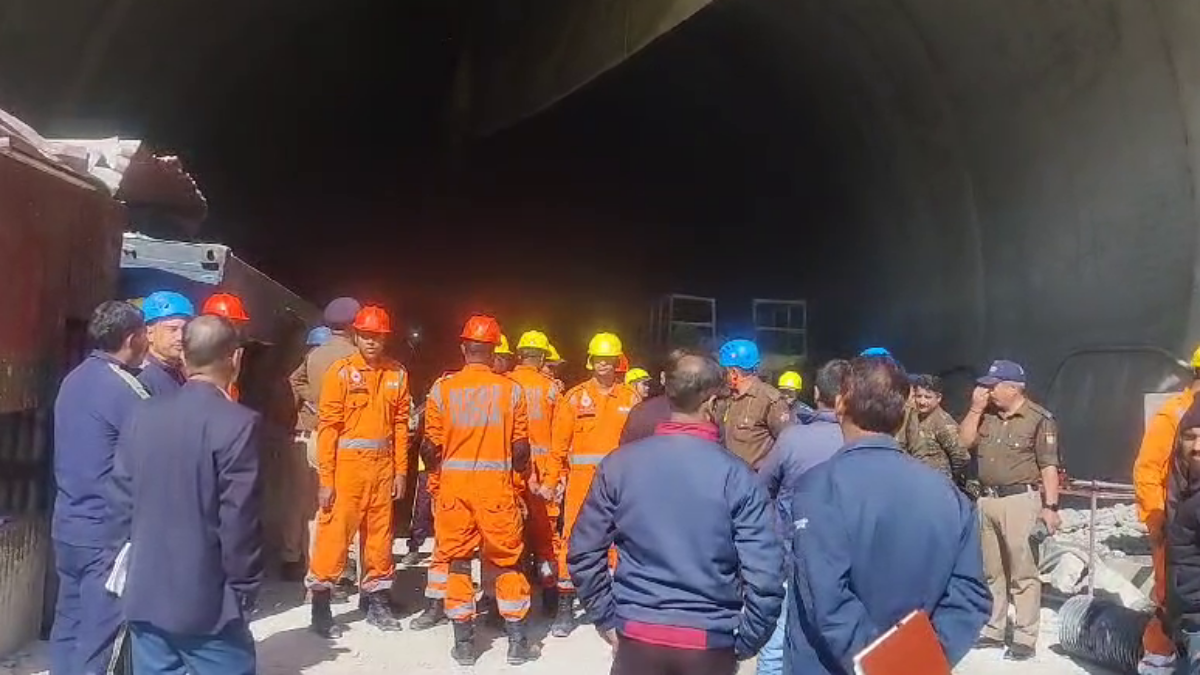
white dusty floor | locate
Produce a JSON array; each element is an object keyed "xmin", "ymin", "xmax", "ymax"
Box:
[{"xmin": 0, "ymin": 543, "xmax": 1120, "ymax": 675}]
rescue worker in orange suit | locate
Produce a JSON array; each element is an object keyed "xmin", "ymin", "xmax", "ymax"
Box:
[
  {"xmin": 493, "ymin": 333, "xmax": 515, "ymax": 374},
  {"xmin": 306, "ymin": 305, "xmax": 410, "ymax": 638},
  {"xmin": 422, "ymin": 315, "xmax": 538, "ymax": 665},
  {"xmin": 543, "ymin": 332, "xmax": 637, "ymax": 637},
  {"xmin": 409, "ymin": 369, "xmax": 458, "ymax": 632},
  {"xmin": 1133, "ymin": 346, "xmax": 1200, "ymax": 675},
  {"xmin": 508, "ymin": 330, "xmax": 561, "ymax": 610},
  {"xmin": 201, "ymin": 292, "xmax": 250, "ymax": 401}
]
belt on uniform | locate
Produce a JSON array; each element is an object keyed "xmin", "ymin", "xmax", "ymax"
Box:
[
  {"xmin": 981, "ymin": 484, "xmax": 1037, "ymax": 498},
  {"xmin": 338, "ymin": 438, "xmax": 391, "ymax": 451}
]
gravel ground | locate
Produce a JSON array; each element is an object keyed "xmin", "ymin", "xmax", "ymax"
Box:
[
  {"xmin": 0, "ymin": 540, "xmax": 1125, "ymax": 675},
  {"xmin": 0, "ymin": 595, "xmax": 1119, "ymax": 675}
]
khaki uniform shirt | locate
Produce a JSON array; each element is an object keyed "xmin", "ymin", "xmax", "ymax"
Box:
[
  {"xmin": 903, "ymin": 407, "xmax": 969, "ymax": 479},
  {"xmin": 973, "ymin": 400, "xmax": 1059, "ymax": 487},
  {"xmin": 719, "ymin": 379, "xmax": 793, "ymax": 469},
  {"xmin": 288, "ymin": 334, "xmax": 358, "ymax": 432}
]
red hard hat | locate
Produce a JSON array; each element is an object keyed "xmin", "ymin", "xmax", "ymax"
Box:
[
  {"xmin": 201, "ymin": 293, "xmax": 249, "ymax": 322},
  {"xmin": 616, "ymin": 353, "xmax": 630, "ymax": 373},
  {"xmin": 460, "ymin": 314, "xmax": 501, "ymax": 344},
  {"xmin": 353, "ymin": 305, "xmax": 392, "ymax": 334}
]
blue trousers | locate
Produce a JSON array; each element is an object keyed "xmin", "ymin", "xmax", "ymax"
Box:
[
  {"xmin": 129, "ymin": 621, "xmax": 256, "ymax": 675},
  {"xmin": 50, "ymin": 541, "xmax": 123, "ymax": 675},
  {"xmin": 756, "ymin": 581, "xmax": 787, "ymax": 675}
]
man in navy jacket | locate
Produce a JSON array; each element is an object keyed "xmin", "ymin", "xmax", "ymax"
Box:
[
  {"xmin": 109, "ymin": 315, "xmax": 262, "ymax": 674},
  {"xmin": 786, "ymin": 356, "xmax": 991, "ymax": 674},
  {"xmin": 569, "ymin": 353, "xmax": 784, "ymax": 674},
  {"xmin": 51, "ymin": 300, "xmax": 149, "ymax": 675}
]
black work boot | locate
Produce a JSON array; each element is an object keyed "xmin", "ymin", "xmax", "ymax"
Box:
[
  {"xmin": 550, "ymin": 594, "xmax": 576, "ymax": 638},
  {"xmin": 505, "ymin": 618, "xmax": 539, "ymax": 665},
  {"xmin": 409, "ymin": 599, "xmax": 449, "ymax": 631},
  {"xmin": 400, "ymin": 550, "xmax": 423, "ymax": 567},
  {"xmin": 364, "ymin": 591, "xmax": 404, "ymax": 632},
  {"xmin": 451, "ymin": 620, "xmax": 477, "ymax": 666},
  {"xmin": 310, "ymin": 590, "xmax": 343, "ymax": 638}
]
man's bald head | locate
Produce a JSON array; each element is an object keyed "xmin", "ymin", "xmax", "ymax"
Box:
[
  {"xmin": 184, "ymin": 315, "xmax": 241, "ymax": 374},
  {"xmin": 666, "ymin": 354, "xmax": 726, "ymax": 414}
]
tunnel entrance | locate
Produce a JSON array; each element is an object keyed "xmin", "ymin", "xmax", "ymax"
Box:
[{"xmin": 457, "ymin": 0, "xmax": 1200, "ymax": 480}]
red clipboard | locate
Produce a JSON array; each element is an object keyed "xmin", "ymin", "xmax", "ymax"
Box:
[{"xmin": 853, "ymin": 610, "xmax": 951, "ymax": 675}]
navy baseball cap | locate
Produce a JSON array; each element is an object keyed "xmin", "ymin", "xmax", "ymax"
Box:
[
  {"xmin": 323, "ymin": 297, "xmax": 361, "ymax": 328},
  {"xmin": 977, "ymin": 360, "xmax": 1026, "ymax": 386}
]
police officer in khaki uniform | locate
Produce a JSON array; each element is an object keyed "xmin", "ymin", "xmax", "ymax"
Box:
[
  {"xmin": 960, "ymin": 360, "xmax": 1060, "ymax": 662},
  {"xmin": 715, "ymin": 339, "xmax": 792, "ymax": 469}
]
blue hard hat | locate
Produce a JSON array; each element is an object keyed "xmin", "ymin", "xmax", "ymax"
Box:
[
  {"xmin": 307, "ymin": 326, "xmax": 333, "ymax": 347},
  {"xmin": 718, "ymin": 339, "xmax": 761, "ymax": 370},
  {"xmin": 860, "ymin": 347, "xmax": 892, "ymax": 358},
  {"xmin": 142, "ymin": 291, "xmax": 195, "ymax": 324}
]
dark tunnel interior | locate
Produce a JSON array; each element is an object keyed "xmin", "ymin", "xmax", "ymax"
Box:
[{"xmin": 6, "ymin": 0, "xmax": 1200, "ymax": 479}]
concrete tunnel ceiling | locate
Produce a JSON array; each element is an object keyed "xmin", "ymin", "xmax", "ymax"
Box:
[{"xmin": 472, "ymin": 0, "xmax": 1200, "ymax": 379}]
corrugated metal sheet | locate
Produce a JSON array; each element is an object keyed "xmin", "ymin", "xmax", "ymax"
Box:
[{"xmin": 0, "ymin": 516, "xmax": 49, "ymax": 657}]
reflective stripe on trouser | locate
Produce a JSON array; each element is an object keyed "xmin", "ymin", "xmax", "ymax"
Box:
[
  {"xmin": 436, "ymin": 489, "xmax": 530, "ymax": 621},
  {"xmin": 1143, "ymin": 539, "xmax": 1175, "ymax": 656},
  {"xmin": 558, "ymin": 463, "xmax": 618, "ymax": 591},
  {"xmin": 307, "ymin": 452, "xmax": 396, "ymax": 593},
  {"xmin": 978, "ymin": 491, "xmax": 1041, "ymax": 647}
]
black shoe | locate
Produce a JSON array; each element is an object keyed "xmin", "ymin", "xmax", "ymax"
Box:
[
  {"xmin": 409, "ymin": 599, "xmax": 449, "ymax": 631},
  {"xmin": 280, "ymin": 561, "xmax": 306, "ymax": 582},
  {"xmin": 550, "ymin": 594, "xmax": 576, "ymax": 638},
  {"xmin": 365, "ymin": 591, "xmax": 404, "ymax": 632},
  {"xmin": 310, "ymin": 590, "xmax": 343, "ymax": 638},
  {"xmin": 975, "ymin": 636, "xmax": 1005, "ymax": 650},
  {"xmin": 400, "ymin": 550, "xmax": 423, "ymax": 567},
  {"xmin": 1005, "ymin": 644, "xmax": 1035, "ymax": 661},
  {"xmin": 451, "ymin": 621, "xmax": 477, "ymax": 666},
  {"xmin": 505, "ymin": 618, "xmax": 540, "ymax": 665}
]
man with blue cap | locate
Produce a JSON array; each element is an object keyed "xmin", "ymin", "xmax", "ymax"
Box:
[
  {"xmin": 138, "ymin": 290, "xmax": 196, "ymax": 396},
  {"xmin": 715, "ymin": 339, "xmax": 793, "ymax": 468},
  {"xmin": 960, "ymin": 359, "xmax": 1060, "ymax": 662},
  {"xmin": 286, "ymin": 298, "xmax": 362, "ymax": 585}
]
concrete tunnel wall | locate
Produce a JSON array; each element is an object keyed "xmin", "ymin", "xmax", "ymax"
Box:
[{"xmin": 474, "ymin": 0, "xmax": 1200, "ymax": 383}]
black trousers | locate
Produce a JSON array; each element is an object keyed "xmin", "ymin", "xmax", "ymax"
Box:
[
  {"xmin": 610, "ymin": 638, "xmax": 737, "ymax": 675},
  {"xmin": 408, "ymin": 471, "xmax": 434, "ymax": 550}
]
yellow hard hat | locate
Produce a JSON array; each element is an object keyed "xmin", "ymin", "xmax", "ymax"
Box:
[
  {"xmin": 495, "ymin": 334, "xmax": 513, "ymax": 355},
  {"xmin": 588, "ymin": 332, "xmax": 623, "ymax": 358},
  {"xmin": 778, "ymin": 370, "xmax": 803, "ymax": 391},
  {"xmin": 586, "ymin": 332, "xmax": 623, "ymax": 370},
  {"xmin": 546, "ymin": 344, "xmax": 563, "ymax": 363},
  {"xmin": 517, "ymin": 330, "xmax": 550, "ymax": 352},
  {"xmin": 1192, "ymin": 346, "xmax": 1200, "ymax": 369},
  {"xmin": 625, "ymin": 368, "xmax": 651, "ymax": 385}
]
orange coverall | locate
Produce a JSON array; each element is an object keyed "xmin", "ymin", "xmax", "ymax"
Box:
[
  {"xmin": 308, "ymin": 352, "xmax": 410, "ymax": 594},
  {"xmin": 1134, "ymin": 388, "xmax": 1195, "ymax": 658},
  {"xmin": 548, "ymin": 379, "xmax": 636, "ymax": 592},
  {"xmin": 421, "ymin": 372, "xmax": 455, "ymax": 603},
  {"xmin": 426, "ymin": 363, "xmax": 532, "ymax": 622},
  {"xmin": 508, "ymin": 364, "xmax": 560, "ymax": 583}
]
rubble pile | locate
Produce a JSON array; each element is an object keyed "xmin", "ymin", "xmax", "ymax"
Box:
[{"xmin": 1052, "ymin": 503, "xmax": 1149, "ymax": 558}]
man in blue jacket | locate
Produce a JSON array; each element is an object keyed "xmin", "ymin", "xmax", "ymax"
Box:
[
  {"xmin": 755, "ymin": 358, "xmax": 849, "ymax": 675},
  {"xmin": 569, "ymin": 353, "xmax": 784, "ymax": 674},
  {"xmin": 787, "ymin": 356, "xmax": 991, "ymax": 674},
  {"xmin": 108, "ymin": 315, "xmax": 262, "ymax": 674},
  {"xmin": 136, "ymin": 290, "xmax": 195, "ymax": 396},
  {"xmin": 51, "ymin": 300, "xmax": 149, "ymax": 675}
]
